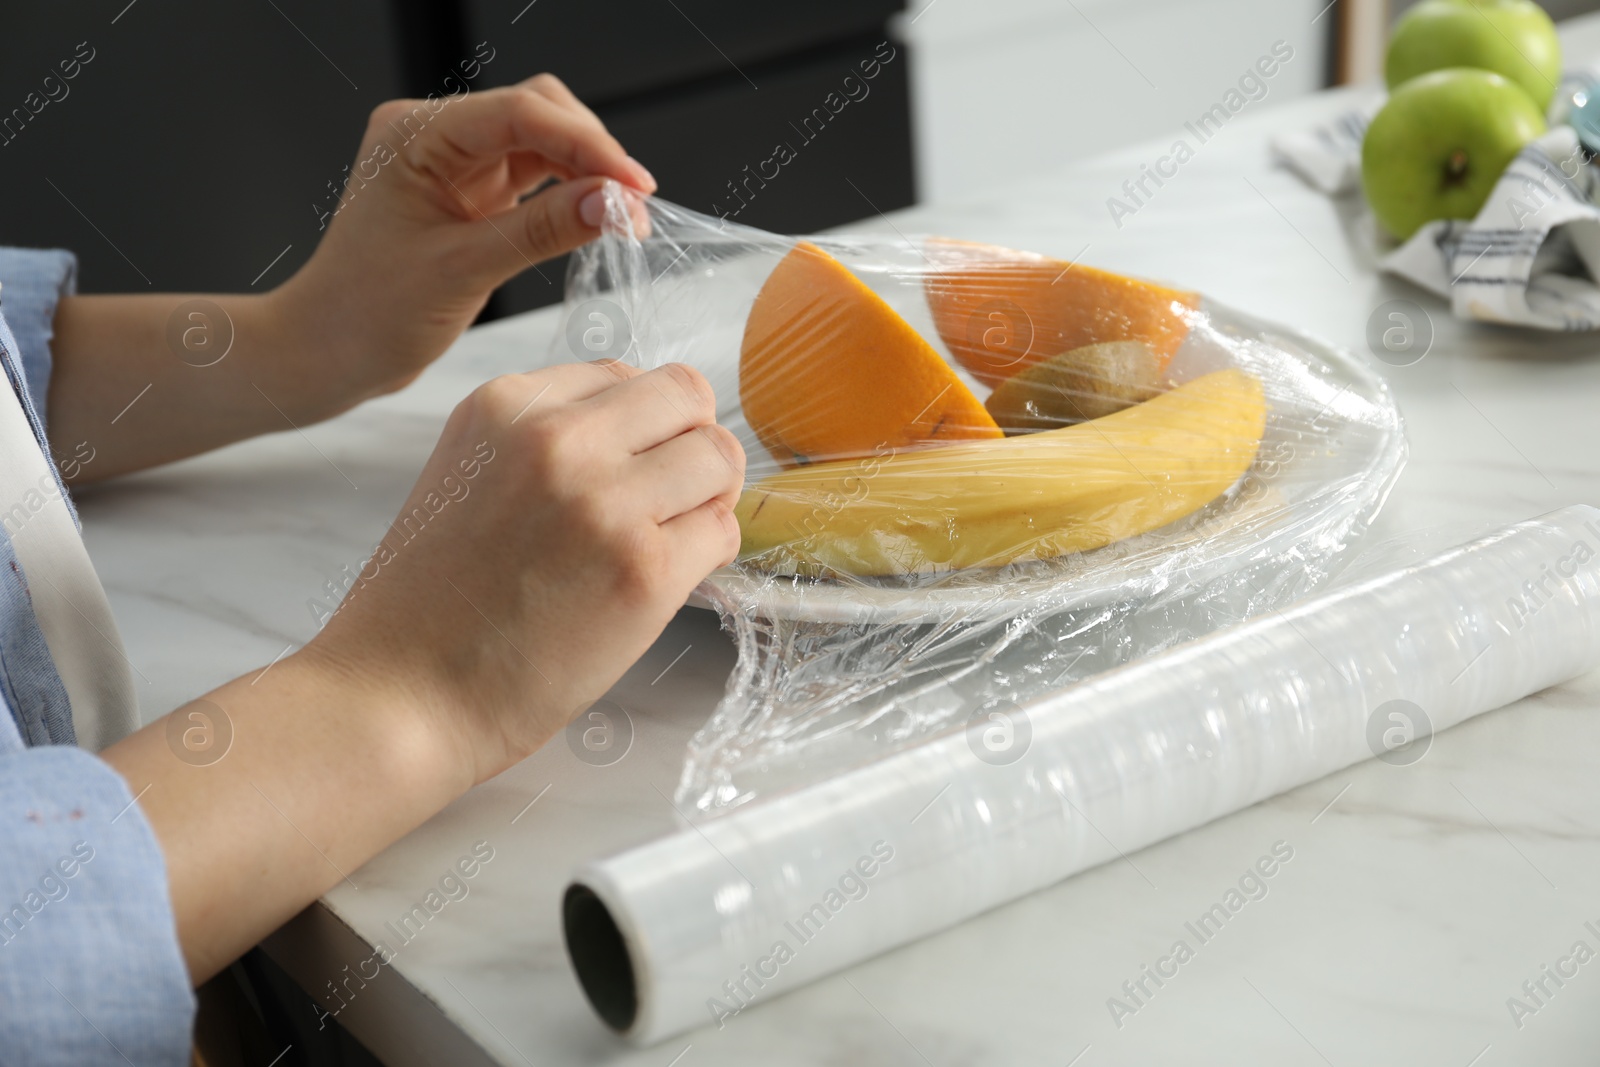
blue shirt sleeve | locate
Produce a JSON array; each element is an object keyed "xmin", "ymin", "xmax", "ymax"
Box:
[
  {"xmin": 0, "ymin": 248, "xmax": 196, "ymax": 1063},
  {"xmin": 0, "ymin": 254, "xmax": 82, "ymax": 748},
  {"xmin": 0, "ymin": 738, "xmax": 195, "ymax": 1066},
  {"xmin": 0, "ymin": 248, "xmax": 76, "ymax": 432}
]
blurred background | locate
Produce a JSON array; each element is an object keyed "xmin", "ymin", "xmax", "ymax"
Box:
[{"xmin": 0, "ymin": 0, "xmax": 1595, "ymax": 318}]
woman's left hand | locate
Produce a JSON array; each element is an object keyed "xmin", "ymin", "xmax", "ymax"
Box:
[
  {"xmin": 47, "ymin": 74, "xmax": 652, "ymax": 481},
  {"xmin": 277, "ymin": 73, "xmax": 655, "ymax": 419}
]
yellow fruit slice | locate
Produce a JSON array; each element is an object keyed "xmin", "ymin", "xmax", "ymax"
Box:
[
  {"xmin": 923, "ymin": 238, "xmax": 1200, "ymax": 388},
  {"xmin": 735, "ymin": 368, "xmax": 1265, "ymax": 577},
  {"xmin": 740, "ymin": 241, "xmax": 1001, "ymax": 469}
]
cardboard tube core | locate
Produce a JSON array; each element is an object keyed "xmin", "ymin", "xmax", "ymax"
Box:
[{"xmin": 563, "ymin": 884, "xmax": 638, "ymax": 1033}]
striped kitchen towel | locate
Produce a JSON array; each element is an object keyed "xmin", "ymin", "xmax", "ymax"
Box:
[
  {"xmin": 1270, "ymin": 105, "xmax": 1374, "ymax": 196},
  {"xmin": 1271, "ymin": 75, "xmax": 1600, "ymax": 330}
]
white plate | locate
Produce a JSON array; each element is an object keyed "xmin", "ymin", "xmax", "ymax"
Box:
[{"xmin": 690, "ymin": 300, "xmax": 1406, "ymax": 625}]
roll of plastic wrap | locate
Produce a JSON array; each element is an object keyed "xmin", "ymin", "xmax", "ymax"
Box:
[{"xmin": 564, "ymin": 506, "xmax": 1600, "ymax": 1044}]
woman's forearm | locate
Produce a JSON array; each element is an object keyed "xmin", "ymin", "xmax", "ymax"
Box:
[
  {"xmin": 94, "ymin": 353, "xmax": 743, "ymax": 984},
  {"xmin": 46, "ymin": 290, "xmax": 340, "ymax": 483},
  {"xmin": 100, "ymin": 648, "xmax": 471, "ymax": 983},
  {"xmin": 43, "ymin": 74, "xmax": 658, "ymax": 485}
]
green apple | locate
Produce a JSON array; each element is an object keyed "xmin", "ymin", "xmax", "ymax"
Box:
[
  {"xmin": 1362, "ymin": 68, "xmax": 1546, "ymax": 239},
  {"xmin": 1386, "ymin": 0, "xmax": 1561, "ymax": 112}
]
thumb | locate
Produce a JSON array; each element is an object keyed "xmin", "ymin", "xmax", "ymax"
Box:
[{"xmin": 469, "ymin": 175, "xmax": 611, "ymax": 285}]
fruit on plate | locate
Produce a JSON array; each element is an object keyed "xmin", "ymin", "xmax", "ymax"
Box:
[
  {"xmin": 1361, "ymin": 67, "xmax": 1546, "ymax": 240},
  {"xmin": 735, "ymin": 367, "xmax": 1265, "ymax": 577},
  {"xmin": 740, "ymin": 241, "xmax": 1000, "ymax": 468},
  {"xmin": 984, "ymin": 341, "xmax": 1164, "ymax": 432},
  {"xmin": 923, "ymin": 238, "xmax": 1199, "ymax": 388},
  {"xmin": 1386, "ymin": 0, "xmax": 1560, "ymax": 112}
]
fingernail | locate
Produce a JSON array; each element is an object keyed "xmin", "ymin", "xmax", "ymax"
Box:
[
  {"xmin": 626, "ymin": 191, "xmax": 655, "ymax": 239},
  {"xmin": 579, "ymin": 188, "xmax": 606, "ymax": 228},
  {"xmin": 626, "ymin": 156, "xmax": 657, "ymax": 192}
]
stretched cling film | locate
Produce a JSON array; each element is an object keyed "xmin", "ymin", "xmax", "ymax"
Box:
[{"xmin": 554, "ymin": 184, "xmax": 1408, "ymax": 816}]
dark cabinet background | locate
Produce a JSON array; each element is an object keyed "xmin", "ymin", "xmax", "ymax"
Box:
[{"xmin": 0, "ymin": 0, "xmax": 913, "ymax": 316}]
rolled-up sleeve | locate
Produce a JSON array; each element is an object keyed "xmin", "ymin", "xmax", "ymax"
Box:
[
  {"xmin": 0, "ymin": 246, "xmax": 191, "ymax": 1059},
  {"xmin": 0, "ymin": 248, "xmax": 77, "ymax": 427},
  {"xmin": 0, "ymin": 742, "xmax": 194, "ymax": 1066}
]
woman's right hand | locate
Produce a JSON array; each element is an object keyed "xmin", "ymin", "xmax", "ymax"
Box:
[
  {"xmin": 103, "ymin": 359, "xmax": 741, "ymax": 982},
  {"xmin": 306, "ymin": 359, "xmax": 745, "ymax": 787}
]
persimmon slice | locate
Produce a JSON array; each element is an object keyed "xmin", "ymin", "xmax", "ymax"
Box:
[
  {"xmin": 924, "ymin": 238, "xmax": 1199, "ymax": 387},
  {"xmin": 740, "ymin": 241, "xmax": 1000, "ymax": 468}
]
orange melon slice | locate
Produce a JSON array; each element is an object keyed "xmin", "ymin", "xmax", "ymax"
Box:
[
  {"xmin": 740, "ymin": 241, "xmax": 1001, "ymax": 468},
  {"xmin": 923, "ymin": 238, "xmax": 1200, "ymax": 388}
]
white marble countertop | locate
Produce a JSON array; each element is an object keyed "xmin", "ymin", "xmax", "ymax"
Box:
[{"xmin": 81, "ymin": 14, "xmax": 1600, "ymax": 1066}]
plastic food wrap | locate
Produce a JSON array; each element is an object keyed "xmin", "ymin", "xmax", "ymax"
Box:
[
  {"xmin": 557, "ymin": 186, "xmax": 1407, "ymax": 815},
  {"xmin": 564, "ymin": 506, "xmax": 1600, "ymax": 1044}
]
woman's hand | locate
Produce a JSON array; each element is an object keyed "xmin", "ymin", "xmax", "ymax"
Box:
[
  {"xmin": 48, "ymin": 74, "xmax": 654, "ymax": 480},
  {"xmin": 307, "ymin": 358, "xmax": 744, "ymax": 782},
  {"xmin": 275, "ymin": 75, "xmax": 655, "ymax": 420},
  {"xmin": 103, "ymin": 359, "xmax": 743, "ymax": 981}
]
